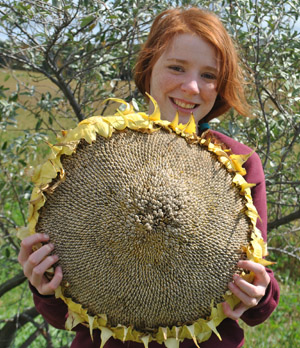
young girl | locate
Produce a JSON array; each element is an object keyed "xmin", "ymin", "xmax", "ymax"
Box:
[{"xmin": 18, "ymin": 7, "xmax": 279, "ymax": 348}]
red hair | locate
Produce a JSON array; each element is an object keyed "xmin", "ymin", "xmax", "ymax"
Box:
[{"xmin": 134, "ymin": 8, "xmax": 249, "ymax": 122}]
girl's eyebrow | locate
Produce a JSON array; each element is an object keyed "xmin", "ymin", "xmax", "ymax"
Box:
[
  {"xmin": 166, "ymin": 58, "xmax": 219, "ymax": 73},
  {"xmin": 166, "ymin": 58, "xmax": 187, "ymax": 63}
]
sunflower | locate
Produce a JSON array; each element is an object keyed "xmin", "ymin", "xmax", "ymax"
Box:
[{"xmin": 19, "ymin": 95, "xmax": 272, "ymax": 348}]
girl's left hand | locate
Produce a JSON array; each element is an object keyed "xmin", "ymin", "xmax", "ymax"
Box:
[{"xmin": 222, "ymin": 260, "xmax": 270, "ymax": 320}]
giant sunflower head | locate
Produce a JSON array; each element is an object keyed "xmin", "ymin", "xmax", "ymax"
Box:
[{"xmin": 19, "ymin": 95, "xmax": 272, "ymax": 347}]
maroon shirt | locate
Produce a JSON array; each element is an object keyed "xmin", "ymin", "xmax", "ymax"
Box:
[{"xmin": 30, "ymin": 131, "xmax": 280, "ymax": 348}]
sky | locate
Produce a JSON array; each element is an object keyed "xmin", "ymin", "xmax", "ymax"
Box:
[
  {"xmin": 295, "ymin": 17, "xmax": 300, "ymax": 32},
  {"xmin": 0, "ymin": 7, "xmax": 299, "ymax": 41}
]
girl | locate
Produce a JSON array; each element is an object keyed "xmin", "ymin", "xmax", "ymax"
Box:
[{"xmin": 18, "ymin": 7, "xmax": 279, "ymax": 348}]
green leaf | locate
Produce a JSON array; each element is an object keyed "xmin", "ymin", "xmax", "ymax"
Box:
[
  {"xmin": 35, "ymin": 118, "xmax": 42, "ymax": 131},
  {"xmin": 5, "ymin": 248, "xmax": 10, "ymax": 258},
  {"xmin": 80, "ymin": 15, "xmax": 95, "ymax": 28}
]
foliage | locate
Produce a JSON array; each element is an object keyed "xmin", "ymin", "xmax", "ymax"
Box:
[
  {"xmin": 0, "ymin": 0, "xmax": 299, "ymax": 346},
  {"xmin": 214, "ymin": 0, "xmax": 300, "ymax": 275},
  {"xmin": 0, "ymin": 0, "xmax": 170, "ymax": 122},
  {"xmin": 241, "ymin": 280, "xmax": 300, "ymax": 347}
]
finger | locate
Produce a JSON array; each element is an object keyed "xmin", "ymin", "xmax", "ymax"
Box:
[
  {"xmin": 228, "ymin": 280, "xmax": 260, "ymax": 308},
  {"xmin": 23, "ymin": 243, "xmax": 54, "ymax": 278},
  {"xmin": 39, "ymin": 266, "xmax": 63, "ymax": 296},
  {"xmin": 231, "ymin": 274, "xmax": 266, "ymax": 299},
  {"xmin": 18, "ymin": 233, "xmax": 49, "ymax": 265},
  {"xmin": 222, "ymin": 301, "xmax": 248, "ymax": 321},
  {"xmin": 237, "ymin": 260, "xmax": 270, "ymax": 287},
  {"xmin": 30, "ymin": 254, "xmax": 59, "ymax": 289}
]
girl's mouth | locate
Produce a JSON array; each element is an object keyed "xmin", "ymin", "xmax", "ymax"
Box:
[{"xmin": 170, "ymin": 97, "xmax": 199, "ymax": 111}]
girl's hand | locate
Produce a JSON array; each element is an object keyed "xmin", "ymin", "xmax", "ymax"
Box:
[
  {"xmin": 222, "ymin": 260, "xmax": 270, "ymax": 320},
  {"xmin": 18, "ymin": 233, "xmax": 63, "ymax": 296}
]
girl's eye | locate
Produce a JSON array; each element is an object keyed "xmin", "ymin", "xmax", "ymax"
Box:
[
  {"xmin": 202, "ymin": 73, "xmax": 217, "ymax": 80},
  {"xmin": 168, "ymin": 65, "xmax": 184, "ymax": 72}
]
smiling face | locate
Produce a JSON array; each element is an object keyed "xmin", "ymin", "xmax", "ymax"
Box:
[{"xmin": 149, "ymin": 33, "xmax": 219, "ymax": 125}]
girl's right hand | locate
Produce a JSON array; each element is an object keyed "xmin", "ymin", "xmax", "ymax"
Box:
[{"xmin": 18, "ymin": 233, "xmax": 63, "ymax": 296}]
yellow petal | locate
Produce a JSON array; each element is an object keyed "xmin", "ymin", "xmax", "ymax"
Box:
[
  {"xmin": 196, "ymin": 331, "xmax": 212, "ymax": 342},
  {"xmin": 146, "ymin": 93, "xmax": 161, "ymax": 121},
  {"xmin": 16, "ymin": 226, "xmax": 32, "ymax": 240},
  {"xmin": 257, "ymin": 258, "xmax": 276, "ymax": 266},
  {"xmin": 96, "ymin": 313, "xmax": 107, "ymax": 327},
  {"xmin": 88, "ymin": 315, "xmax": 95, "ymax": 341},
  {"xmin": 230, "ymin": 152, "xmax": 253, "ymax": 166},
  {"xmin": 165, "ymin": 338, "xmax": 180, "ymax": 348},
  {"xmin": 122, "ymin": 327, "xmax": 129, "ymax": 342},
  {"xmin": 175, "ymin": 327, "xmax": 180, "ymax": 340},
  {"xmin": 206, "ymin": 320, "xmax": 222, "ymax": 341},
  {"xmin": 162, "ymin": 327, "xmax": 168, "ymax": 341},
  {"xmin": 65, "ymin": 310, "xmax": 85, "ymax": 331},
  {"xmin": 55, "ymin": 286, "xmax": 63, "ymax": 299},
  {"xmin": 94, "ymin": 118, "xmax": 113, "ymax": 138},
  {"xmin": 187, "ymin": 325, "xmax": 200, "ymax": 348},
  {"xmin": 232, "ymin": 173, "xmax": 247, "ymax": 186},
  {"xmin": 106, "ymin": 116, "xmax": 128, "ymax": 130},
  {"xmin": 183, "ymin": 113, "xmax": 197, "ymax": 134},
  {"xmin": 141, "ymin": 335, "xmax": 150, "ymax": 348},
  {"xmin": 241, "ymin": 271, "xmax": 255, "ymax": 283},
  {"xmin": 101, "ymin": 97, "xmax": 134, "ymax": 115},
  {"xmin": 99, "ymin": 327, "xmax": 114, "ymax": 348},
  {"xmin": 169, "ymin": 111, "xmax": 179, "ymax": 130},
  {"xmin": 230, "ymin": 152, "xmax": 254, "ymax": 176}
]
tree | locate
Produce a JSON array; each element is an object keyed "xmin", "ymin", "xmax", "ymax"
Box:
[
  {"xmin": 216, "ymin": 0, "xmax": 300, "ymax": 271},
  {"xmin": 0, "ymin": 0, "xmax": 299, "ymax": 346}
]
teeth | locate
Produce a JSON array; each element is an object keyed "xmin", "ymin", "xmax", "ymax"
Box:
[{"xmin": 173, "ymin": 99, "xmax": 196, "ymax": 109}]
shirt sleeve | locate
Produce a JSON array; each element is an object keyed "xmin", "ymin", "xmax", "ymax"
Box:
[
  {"xmin": 241, "ymin": 150, "xmax": 280, "ymax": 326},
  {"xmin": 211, "ymin": 131, "xmax": 280, "ymax": 325},
  {"xmin": 29, "ymin": 282, "xmax": 68, "ymax": 330}
]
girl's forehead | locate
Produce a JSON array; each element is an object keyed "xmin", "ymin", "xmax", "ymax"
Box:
[{"xmin": 157, "ymin": 33, "xmax": 219, "ymax": 70}]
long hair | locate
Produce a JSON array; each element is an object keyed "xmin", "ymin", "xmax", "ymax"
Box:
[{"xmin": 134, "ymin": 8, "xmax": 250, "ymax": 122}]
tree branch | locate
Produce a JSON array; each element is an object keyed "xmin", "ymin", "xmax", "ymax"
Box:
[
  {"xmin": 266, "ymin": 181, "xmax": 300, "ymax": 186},
  {"xmin": 268, "ymin": 247, "xmax": 300, "ymax": 261},
  {"xmin": 280, "ymin": 122, "xmax": 300, "ymax": 165},
  {"xmin": 0, "ymin": 307, "xmax": 39, "ymax": 348},
  {"xmin": 268, "ymin": 209, "xmax": 300, "ymax": 230},
  {"xmin": 19, "ymin": 328, "xmax": 41, "ymax": 348},
  {"xmin": 0, "ymin": 271, "xmax": 27, "ymax": 298},
  {"xmin": 0, "ymin": 220, "xmax": 20, "ymax": 252}
]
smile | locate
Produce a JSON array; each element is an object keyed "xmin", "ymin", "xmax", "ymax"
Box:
[{"xmin": 171, "ymin": 98, "xmax": 198, "ymax": 110}]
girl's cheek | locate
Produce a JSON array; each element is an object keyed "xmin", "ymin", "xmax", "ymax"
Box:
[
  {"xmin": 163, "ymin": 74, "xmax": 178, "ymax": 87},
  {"xmin": 202, "ymin": 84, "xmax": 218, "ymax": 99}
]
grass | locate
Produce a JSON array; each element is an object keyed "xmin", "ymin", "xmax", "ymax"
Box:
[
  {"xmin": 0, "ymin": 68, "xmax": 132, "ymax": 136},
  {"xmin": 242, "ymin": 281, "xmax": 300, "ymax": 347},
  {"xmin": 0, "ymin": 69, "xmax": 76, "ymax": 139}
]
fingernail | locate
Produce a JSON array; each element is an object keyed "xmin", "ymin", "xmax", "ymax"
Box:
[
  {"xmin": 233, "ymin": 274, "xmax": 239, "ymax": 280},
  {"xmin": 44, "ymin": 234, "xmax": 49, "ymax": 239}
]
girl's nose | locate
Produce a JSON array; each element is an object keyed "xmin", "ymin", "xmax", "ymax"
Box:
[{"xmin": 181, "ymin": 78, "xmax": 200, "ymax": 95}]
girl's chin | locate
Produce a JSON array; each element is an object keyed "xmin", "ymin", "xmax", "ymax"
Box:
[
  {"xmin": 162, "ymin": 113, "xmax": 195, "ymax": 124},
  {"xmin": 176, "ymin": 110, "xmax": 197, "ymax": 123}
]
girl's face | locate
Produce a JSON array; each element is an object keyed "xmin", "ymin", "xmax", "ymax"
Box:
[{"xmin": 149, "ymin": 33, "xmax": 219, "ymax": 125}]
